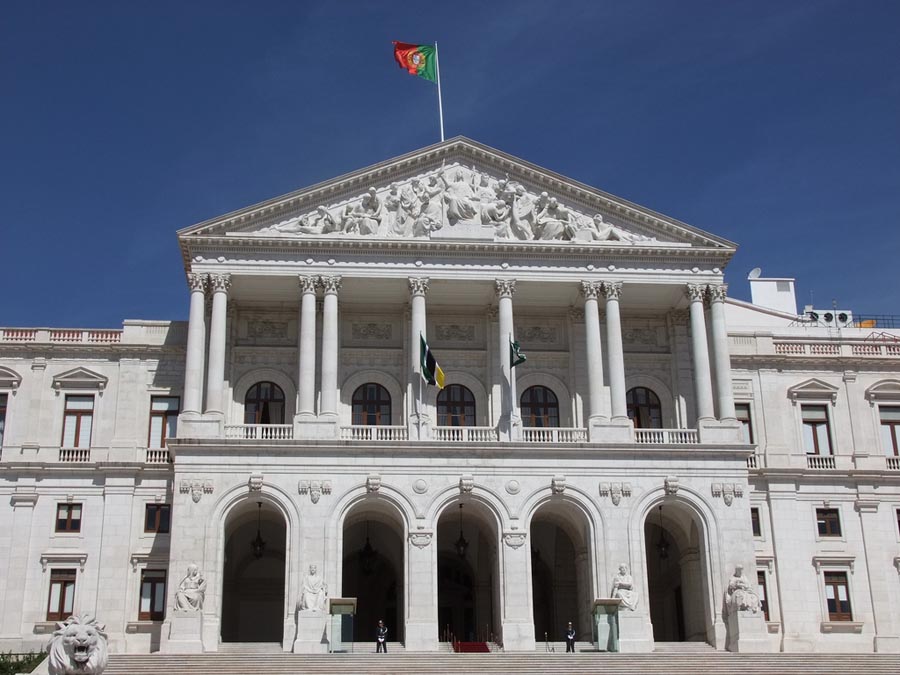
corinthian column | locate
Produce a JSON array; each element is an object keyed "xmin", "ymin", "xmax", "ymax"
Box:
[
  {"xmin": 496, "ymin": 279, "xmax": 517, "ymax": 438},
  {"xmin": 182, "ymin": 273, "xmax": 207, "ymax": 415},
  {"xmin": 708, "ymin": 284, "xmax": 736, "ymax": 420},
  {"xmin": 686, "ymin": 283, "xmax": 715, "ymax": 422},
  {"xmin": 297, "ymin": 276, "xmax": 318, "ymax": 417},
  {"xmin": 581, "ymin": 281, "xmax": 607, "ymax": 423},
  {"xmin": 204, "ymin": 274, "xmax": 231, "ymax": 415},
  {"xmin": 603, "ymin": 282, "xmax": 628, "ymax": 421},
  {"xmin": 409, "ymin": 278, "xmax": 429, "ymax": 435},
  {"xmin": 319, "ymin": 276, "xmax": 341, "ymax": 417}
]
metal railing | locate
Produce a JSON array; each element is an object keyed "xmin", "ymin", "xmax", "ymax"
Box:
[
  {"xmin": 339, "ymin": 425, "xmax": 409, "ymax": 441},
  {"xmin": 433, "ymin": 426, "xmax": 499, "ymax": 442},
  {"xmin": 521, "ymin": 427, "xmax": 587, "ymax": 443},
  {"xmin": 634, "ymin": 428, "xmax": 700, "ymax": 444},
  {"xmin": 224, "ymin": 424, "xmax": 293, "ymax": 440}
]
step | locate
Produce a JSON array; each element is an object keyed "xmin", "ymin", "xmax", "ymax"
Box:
[{"xmin": 653, "ymin": 641, "xmax": 718, "ymax": 652}]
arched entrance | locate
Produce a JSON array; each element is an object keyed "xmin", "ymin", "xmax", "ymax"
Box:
[
  {"xmin": 530, "ymin": 502, "xmax": 593, "ymax": 646},
  {"xmin": 221, "ymin": 500, "xmax": 287, "ymax": 643},
  {"xmin": 437, "ymin": 501, "xmax": 500, "ymax": 643},
  {"xmin": 644, "ymin": 502, "xmax": 712, "ymax": 644},
  {"xmin": 341, "ymin": 502, "xmax": 405, "ymax": 643}
]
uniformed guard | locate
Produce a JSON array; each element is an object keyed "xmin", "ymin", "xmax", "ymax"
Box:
[
  {"xmin": 565, "ymin": 621, "xmax": 576, "ymax": 652},
  {"xmin": 376, "ymin": 619, "xmax": 388, "ymax": 653}
]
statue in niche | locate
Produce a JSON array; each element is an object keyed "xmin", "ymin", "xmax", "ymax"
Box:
[
  {"xmin": 723, "ymin": 565, "xmax": 760, "ymax": 616},
  {"xmin": 610, "ymin": 563, "xmax": 639, "ymax": 611},
  {"xmin": 174, "ymin": 564, "xmax": 207, "ymax": 611},
  {"xmin": 299, "ymin": 564, "xmax": 328, "ymax": 612}
]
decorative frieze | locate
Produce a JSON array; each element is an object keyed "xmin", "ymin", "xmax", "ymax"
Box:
[
  {"xmin": 435, "ymin": 324, "xmax": 475, "ymax": 342},
  {"xmin": 459, "ymin": 475, "xmax": 475, "ymax": 494},
  {"xmin": 247, "ymin": 320, "xmax": 288, "ymax": 339},
  {"xmin": 180, "ymin": 480, "xmax": 213, "ymax": 503},
  {"xmin": 366, "ymin": 474, "xmax": 382, "ymax": 494},
  {"xmin": 504, "ymin": 532, "xmax": 527, "ymax": 549},
  {"xmin": 711, "ymin": 482, "xmax": 743, "ymax": 506},
  {"xmin": 600, "ymin": 482, "xmax": 632, "ymax": 506},
  {"xmin": 409, "ymin": 532, "xmax": 433, "ymax": 548},
  {"xmin": 248, "ymin": 474, "xmax": 264, "ymax": 492},
  {"xmin": 299, "ymin": 479, "xmax": 332, "ymax": 504},
  {"xmin": 351, "ymin": 323, "xmax": 392, "ymax": 341},
  {"xmin": 551, "ymin": 475, "xmax": 567, "ymax": 494},
  {"xmin": 664, "ymin": 476, "xmax": 680, "ymax": 495}
]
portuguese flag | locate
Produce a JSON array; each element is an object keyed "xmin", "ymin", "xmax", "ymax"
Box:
[{"xmin": 393, "ymin": 42, "xmax": 437, "ymax": 82}]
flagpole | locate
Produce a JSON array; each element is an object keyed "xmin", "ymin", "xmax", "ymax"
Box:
[
  {"xmin": 434, "ymin": 41, "xmax": 445, "ymax": 142},
  {"xmin": 418, "ymin": 332, "xmax": 424, "ymax": 441}
]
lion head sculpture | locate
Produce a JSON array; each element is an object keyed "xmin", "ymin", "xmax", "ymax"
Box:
[{"xmin": 47, "ymin": 614, "xmax": 109, "ymax": 675}]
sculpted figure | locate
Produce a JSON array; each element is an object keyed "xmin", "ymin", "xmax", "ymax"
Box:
[
  {"xmin": 285, "ymin": 205, "xmax": 339, "ymax": 236},
  {"xmin": 299, "ymin": 564, "xmax": 328, "ymax": 612},
  {"xmin": 610, "ymin": 563, "xmax": 639, "ymax": 611},
  {"xmin": 534, "ymin": 196, "xmax": 574, "ymax": 241},
  {"xmin": 48, "ymin": 614, "xmax": 109, "ymax": 675},
  {"xmin": 724, "ymin": 565, "xmax": 760, "ymax": 616},
  {"xmin": 174, "ymin": 564, "xmax": 207, "ymax": 611},
  {"xmin": 509, "ymin": 185, "xmax": 535, "ymax": 240},
  {"xmin": 483, "ymin": 198, "xmax": 512, "ymax": 237},
  {"xmin": 442, "ymin": 169, "xmax": 477, "ymax": 225},
  {"xmin": 382, "ymin": 183, "xmax": 404, "ymax": 236},
  {"xmin": 342, "ymin": 188, "xmax": 383, "ymax": 236}
]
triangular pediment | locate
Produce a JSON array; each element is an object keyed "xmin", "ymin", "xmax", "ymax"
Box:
[
  {"xmin": 52, "ymin": 367, "xmax": 108, "ymax": 393},
  {"xmin": 787, "ymin": 378, "xmax": 839, "ymax": 404},
  {"xmin": 179, "ymin": 137, "xmax": 735, "ymax": 257}
]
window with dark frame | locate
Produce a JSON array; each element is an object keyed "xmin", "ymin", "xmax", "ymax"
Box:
[
  {"xmin": 757, "ymin": 570, "xmax": 770, "ymax": 621},
  {"xmin": 816, "ymin": 508, "xmax": 842, "ymax": 537},
  {"xmin": 144, "ymin": 504, "xmax": 171, "ymax": 534},
  {"xmin": 47, "ymin": 569, "xmax": 76, "ymax": 621},
  {"xmin": 626, "ymin": 387, "xmax": 663, "ymax": 429},
  {"xmin": 0, "ymin": 393, "xmax": 7, "ymax": 447},
  {"xmin": 824, "ymin": 571, "xmax": 852, "ymax": 621},
  {"xmin": 801, "ymin": 404, "xmax": 832, "ymax": 455},
  {"xmin": 62, "ymin": 395, "xmax": 94, "ymax": 449},
  {"xmin": 244, "ymin": 382, "xmax": 285, "ymax": 425},
  {"xmin": 880, "ymin": 406, "xmax": 900, "ymax": 456},
  {"xmin": 149, "ymin": 397, "xmax": 179, "ymax": 449},
  {"xmin": 896, "ymin": 508, "xmax": 900, "ymax": 537},
  {"xmin": 138, "ymin": 570, "xmax": 167, "ymax": 621},
  {"xmin": 750, "ymin": 507, "xmax": 762, "ymax": 537},
  {"xmin": 736, "ymin": 403, "xmax": 754, "ymax": 444},
  {"xmin": 436, "ymin": 384, "xmax": 476, "ymax": 427},
  {"xmin": 351, "ymin": 383, "xmax": 392, "ymax": 426},
  {"xmin": 520, "ymin": 386, "xmax": 560, "ymax": 428},
  {"xmin": 55, "ymin": 503, "xmax": 82, "ymax": 533}
]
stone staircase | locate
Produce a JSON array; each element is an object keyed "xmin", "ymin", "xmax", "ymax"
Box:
[{"xmin": 102, "ymin": 651, "xmax": 900, "ymax": 675}]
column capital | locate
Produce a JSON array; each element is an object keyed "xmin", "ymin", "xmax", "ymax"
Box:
[
  {"xmin": 685, "ymin": 283, "xmax": 706, "ymax": 302},
  {"xmin": 495, "ymin": 278, "xmax": 517, "ymax": 298},
  {"xmin": 708, "ymin": 283, "xmax": 728, "ymax": 303},
  {"xmin": 209, "ymin": 274, "xmax": 232, "ymax": 293},
  {"xmin": 602, "ymin": 281, "xmax": 623, "ymax": 301},
  {"xmin": 187, "ymin": 272, "xmax": 207, "ymax": 293},
  {"xmin": 298, "ymin": 275, "xmax": 318, "ymax": 294},
  {"xmin": 580, "ymin": 281, "xmax": 602, "ymax": 300},
  {"xmin": 408, "ymin": 276, "xmax": 430, "ymax": 296},
  {"xmin": 319, "ymin": 275, "xmax": 342, "ymax": 295}
]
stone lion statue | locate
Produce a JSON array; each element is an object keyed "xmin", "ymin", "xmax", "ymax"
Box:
[{"xmin": 47, "ymin": 614, "xmax": 109, "ymax": 675}]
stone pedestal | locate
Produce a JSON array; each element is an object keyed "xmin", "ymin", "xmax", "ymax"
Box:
[
  {"xmin": 592, "ymin": 599, "xmax": 621, "ymax": 652},
  {"xmin": 292, "ymin": 611, "xmax": 328, "ymax": 653},
  {"xmin": 726, "ymin": 610, "xmax": 770, "ymax": 652},
  {"xmin": 617, "ymin": 612, "xmax": 653, "ymax": 653},
  {"xmin": 499, "ymin": 620, "xmax": 535, "ymax": 651},
  {"xmin": 160, "ymin": 611, "xmax": 203, "ymax": 654},
  {"xmin": 589, "ymin": 419, "xmax": 634, "ymax": 443}
]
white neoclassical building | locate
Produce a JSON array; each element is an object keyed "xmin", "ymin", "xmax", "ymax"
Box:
[{"xmin": 1, "ymin": 138, "xmax": 899, "ymax": 656}]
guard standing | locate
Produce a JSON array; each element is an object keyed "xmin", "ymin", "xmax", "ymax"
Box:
[
  {"xmin": 565, "ymin": 621, "xmax": 576, "ymax": 652},
  {"xmin": 376, "ymin": 619, "xmax": 388, "ymax": 653}
]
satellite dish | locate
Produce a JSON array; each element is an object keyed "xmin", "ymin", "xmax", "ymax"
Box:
[{"xmin": 748, "ymin": 267, "xmax": 762, "ymax": 279}]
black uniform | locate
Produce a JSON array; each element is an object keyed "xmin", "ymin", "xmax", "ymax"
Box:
[
  {"xmin": 565, "ymin": 624, "xmax": 576, "ymax": 652},
  {"xmin": 376, "ymin": 622, "xmax": 388, "ymax": 653}
]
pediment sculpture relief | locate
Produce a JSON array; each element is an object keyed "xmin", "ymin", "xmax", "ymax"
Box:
[{"xmin": 257, "ymin": 163, "xmax": 657, "ymax": 244}]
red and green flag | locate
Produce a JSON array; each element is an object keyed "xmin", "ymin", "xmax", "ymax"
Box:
[{"xmin": 392, "ymin": 41, "xmax": 437, "ymax": 83}]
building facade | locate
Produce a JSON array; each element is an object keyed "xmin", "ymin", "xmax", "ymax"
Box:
[{"xmin": 1, "ymin": 138, "xmax": 898, "ymax": 655}]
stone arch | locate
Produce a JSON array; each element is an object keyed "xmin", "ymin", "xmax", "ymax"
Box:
[
  {"xmin": 515, "ymin": 372, "xmax": 573, "ymax": 427},
  {"xmin": 425, "ymin": 483, "xmax": 512, "ymax": 529},
  {"xmin": 230, "ymin": 368, "xmax": 297, "ymax": 423},
  {"xmin": 424, "ymin": 371, "xmax": 490, "ymax": 427},
  {"xmin": 340, "ymin": 370, "xmax": 405, "ymax": 426},
  {"xmin": 624, "ymin": 374, "xmax": 676, "ymax": 428}
]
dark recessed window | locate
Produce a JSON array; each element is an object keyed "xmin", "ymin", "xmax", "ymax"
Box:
[
  {"xmin": 47, "ymin": 569, "xmax": 76, "ymax": 621},
  {"xmin": 520, "ymin": 386, "xmax": 559, "ymax": 428},
  {"xmin": 437, "ymin": 384, "xmax": 476, "ymax": 427},
  {"xmin": 0, "ymin": 393, "xmax": 8, "ymax": 447},
  {"xmin": 816, "ymin": 508, "xmax": 841, "ymax": 537},
  {"xmin": 736, "ymin": 403, "xmax": 754, "ymax": 444},
  {"xmin": 352, "ymin": 383, "xmax": 391, "ymax": 426},
  {"xmin": 144, "ymin": 504, "xmax": 171, "ymax": 534},
  {"xmin": 56, "ymin": 503, "xmax": 82, "ymax": 533},
  {"xmin": 801, "ymin": 405, "xmax": 831, "ymax": 455},
  {"xmin": 626, "ymin": 387, "xmax": 662, "ymax": 429},
  {"xmin": 750, "ymin": 508, "xmax": 762, "ymax": 537},
  {"xmin": 244, "ymin": 382, "xmax": 285, "ymax": 424},
  {"xmin": 757, "ymin": 570, "xmax": 770, "ymax": 621},
  {"xmin": 880, "ymin": 406, "xmax": 900, "ymax": 456},
  {"xmin": 824, "ymin": 571, "xmax": 852, "ymax": 621},
  {"xmin": 139, "ymin": 570, "xmax": 167, "ymax": 621}
]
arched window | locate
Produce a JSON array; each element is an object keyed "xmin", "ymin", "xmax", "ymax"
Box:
[
  {"xmin": 244, "ymin": 381, "xmax": 285, "ymax": 424},
  {"xmin": 352, "ymin": 383, "xmax": 392, "ymax": 426},
  {"xmin": 520, "ymin": 386, "xmax": 559, "ymax": 428},
  {"xmin": 437, "ymin": 384, "xmax": 476, "ymax": 427},
  {"xmin": 627, "ymin": 387, "xmax": 662, "ymax": 429}
]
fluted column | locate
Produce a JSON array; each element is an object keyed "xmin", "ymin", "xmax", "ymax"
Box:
[
  {"xmin": 708, "ymin": 284, "xmax": 736, "ymax": 420},
  {"xmin": 686, "ymin": 284, "xmax": 715, "ymax": 422},
  {"xmin": 182, "ymin": 272, "xmax": 207, "ymax": 415},
  {"xmin": 496, "ymin": 279, "xmax": 517, "ymax": 438},
  {"xmin": 409, "ymin": 278, "xmax": 429, "ymax": 433},
  {"xmin": 603, "ymin": 282, "xmax": 628, "ymax": 421},
  {"xmin": 581, "ymin": 281, "xmax": 607, "ymax": 423},
  {"xmin": 297, "ymin": 276, "xmax": 318, "ymax": 416},
  {"xmin": 204, "ymin": 274, "xmax": 231, "ymax": 415},
  {"xmin": 319, "ymin": 276, "xmax": 341, "ymax": 416}
]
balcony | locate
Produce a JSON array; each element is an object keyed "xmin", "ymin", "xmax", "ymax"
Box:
[
  {"xmin": 807, "ymin": 455, "xmax": 836, "ymax": 470},
  {"xmin": 521, "ymin": 427, "xmax": 588, "ymax": 443},
  {"xmin": 225, "ymin": 424, "xmax": 293, "ymax": 440},
  {"xmin": 634, "ymin": 428, "xmax": 700, "ymax": 444},
  {"xmin": 433, "ymin": 426, "xmax": 499, "ymax": 442},
  {"xmin": 339, "ymin": 425, "xmax": 409, "ymax": 441}
]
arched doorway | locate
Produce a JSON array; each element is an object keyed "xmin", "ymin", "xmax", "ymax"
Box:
[
  {"xmin": 341, "ymin": 502, "xmax": 405, "ymax": 643},
  {"xmin": 644, "ymin": 502, "xmax": 712, "ymax": 644},
  {"xmin": 221, "ymin": 500, "xmax": 287, "ymax": 643},
  {"xmin": 244, "ymin": 381, "xmax": 285, "ymax": 424},
  {"xmin": 437, "ymin": 501, "xmax": 500, "ymax": 643},
  {"xmin": 530, "ymin": 502, "xmax": 593, "ymax": 646},
  {"xmin": 627, "ymin": 387, "xmax": 662, "ymax": 428}
]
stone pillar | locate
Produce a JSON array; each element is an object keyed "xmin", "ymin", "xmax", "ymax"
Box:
[
  {"xmin": 182, "ymin": 273, "xmax": 207, "ymax": 415},
  {"xmin": 686, "ymin": 284, "xmax": 715, "ymax": 422},
  {"xmin": 319, "ymin": 276, "xmax": 341, "ymax": 417},
  {"xmin": 0, "ymin": 492, "xmax": 37, "ymax": 639},
  {"xmin": 856, "ymin": 498, "xmax": 900, "ymax": 652},
  {"xmin": 297, "ymin": 276, "xmax": 318, "ymax": 417},
  {"xmin": 495, "ymin": 279, "xmax": 518, "ymax": 441},
  {"xmin": 708, "ymin": 284, "xmax": 736, "ymax": 420},
  {"xmin": 581, "ymin": 282, "xmax": 607, "ymax": 429},
  {"xmin": 409, "ymin": 277, "xmax": 429, "ymax": 439},
  {"xmin": 603, "ymin": 282, "xmax": 628, "ymax": 422},
  {"xmin": 405, "ymin": 532, "xmax": 439, "ymax": 650},
  {"xmin": 204, "ymin": 274, "xmax": 231, "ymax": 415},
  {"xmin": 501, "ymin": 533, "xmax": 535, "ymax": 651}
]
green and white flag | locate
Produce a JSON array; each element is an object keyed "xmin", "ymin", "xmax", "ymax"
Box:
[
  {"xmin": 510, "ymin": 339, "xmax": 526, "ymax": 368},
  {"xmin": 420, "ymin": 335, "xmax": 445, "ymax": 388}
]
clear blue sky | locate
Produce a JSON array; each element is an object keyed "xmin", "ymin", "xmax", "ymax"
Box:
[{"xmin": 2, "ymin": 1, "xmax": 898, "ymax": 327}]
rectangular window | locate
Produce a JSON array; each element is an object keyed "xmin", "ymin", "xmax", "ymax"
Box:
[
  {"xmin": 750, "ymin": 507, "xmax": 762, "ymax": 537},
  {"xmin": 55, "ymin": 503, "xmax": 82, "ymax": 533},
  {"xmin": 148, "ymin": 397, "xmax": 179, "ymax": 449},
  {"xmin": 736, "ymin": 403, "xmax": 754, "ymax": 444},
  {"xmin": 139, "ymin": 570, "xmax": 166, "ymax": 621},
  {"xmin": 757, "ymin": 570, "xmax": 770, "ymax": 621},
  {"xmin": 144, "ymin": 504, "xmax": 171, "ymax": 534},
  {"xmin": 880, "ymin": 406, "xmax": 900, "ymax": 456},
  {"xmin": 801, "ymin": 405, "xmax": 832, "ymax": 455},
  {"xmin": 824, "ymin": 571, "xmax": 852, "ymax": 621},
  {"xmin": 62, "ymin": 395, "xmax": 94, "ymax": 449},
  {"xmin": 816, "ymin": 508, "xmax": 841, "ymax": 537},
  {"xmin": 0, "ymin": 393, "xmax": 7, "ymax": 446},
  {"xmin": 47, "ymin": 569, "xmax": 76, "ymax": 621}
]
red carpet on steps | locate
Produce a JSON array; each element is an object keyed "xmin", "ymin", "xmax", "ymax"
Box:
[{"xmin": 456, "ymin": 642, "xmax": 490, "ymax": 653}]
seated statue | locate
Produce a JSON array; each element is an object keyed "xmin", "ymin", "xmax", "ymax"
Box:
[
  {"xmin": 610, "ymin": 563, "xmax": 639, "ymax": 611},
  {"xmin": 724, "ymin": 564, "xmax": 760, "ymax": 616},
  {"xmin": 299, "ymin": 564, "xmax": 328, "ymax": 612},
  {"xmin": 174, "ymin": 564, "xmax": 206, "ymax": 611}
]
